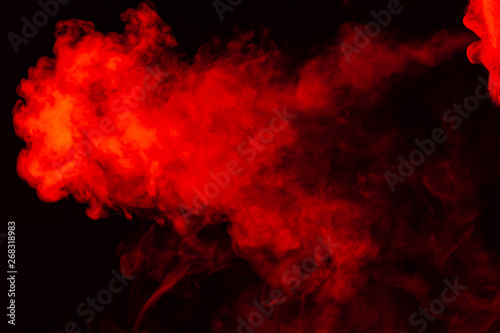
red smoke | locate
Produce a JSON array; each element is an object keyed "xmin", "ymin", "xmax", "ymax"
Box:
[{"xmin": 12, "ymin": 3, "xmax": 500, "ymax": 333}]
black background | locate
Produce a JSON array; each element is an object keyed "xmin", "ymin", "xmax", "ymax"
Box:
[{"xmin": 2, "ymin": 0, "xmax": 499, "ymax": 332}]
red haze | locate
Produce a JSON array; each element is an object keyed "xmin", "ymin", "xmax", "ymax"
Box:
[{"xmin": 12, "ymin": 4, "xmax": 500, "ymax": 333}]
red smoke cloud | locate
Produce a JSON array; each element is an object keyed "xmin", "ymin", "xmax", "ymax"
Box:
[{"xmin": 12, "ymin": 3, "xmax": 500, "ymax": 332}]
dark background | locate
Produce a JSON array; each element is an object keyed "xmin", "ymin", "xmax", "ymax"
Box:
[{"xmin": 2, "ymin": 0, "xmax": 498, "ymax": 332}]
